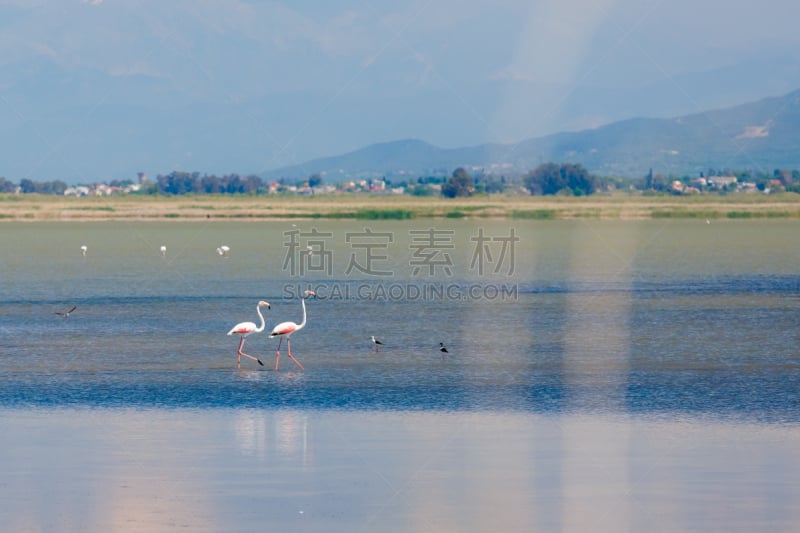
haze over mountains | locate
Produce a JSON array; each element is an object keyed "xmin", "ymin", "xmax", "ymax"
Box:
[
  {"xmin": 2, "ymin": 2, "xmax": 800, "ymax": 184},
  {"xmin": 268, "ymin": 89, "xmax": 800, "ymax": 180}
]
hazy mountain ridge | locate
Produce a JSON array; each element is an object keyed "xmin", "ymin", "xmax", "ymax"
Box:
[{"xmin": 266, "ymin": 89, "xmax": 800, "ymax": 180}]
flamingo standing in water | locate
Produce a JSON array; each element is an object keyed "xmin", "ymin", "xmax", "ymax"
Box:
[
  {"xmin": 227, "ymin": 301, "xmax": 270, "ymax": 368},
  {"xmin": 270, "ymin": 290, "xmax": 314, "ymax": 371}
]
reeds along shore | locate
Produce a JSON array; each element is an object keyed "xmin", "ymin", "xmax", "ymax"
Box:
[{"xmin": 2, "ymin": 192, "xmax": 800, "ymax": 221}]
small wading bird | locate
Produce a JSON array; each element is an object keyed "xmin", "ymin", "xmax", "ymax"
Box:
[
  {"xmin": 55, "ymin": 306, "xmax": 77, "ymax": 318},
  {"xmin": 371, "ymin": 336, "xmax": 384, "ymax": 352},
  {"xmin": 270, "ymin": 290, "xmax": 315, "ymax": 371},
  {"xmin": 439, "ymin": 342, "xmax": 449, "ymax": 361},
  {"xmin": 160, "ymin": 245, "xmax": 167, "ymax": 256},
  {"xmin": 80, "ymin": 245, "xmax": 87, "ymax": 256},
  {"xmin": 226, "ymin": 301, "xmax": 270, "ymax": 368},
  {"xmin": 217, "ymin": 245, "xmax": 230, "ymax": 257}
]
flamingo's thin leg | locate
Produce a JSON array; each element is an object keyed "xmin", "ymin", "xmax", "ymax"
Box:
[
  {"xmin": 240, "ymin": 351, "xmax": 264, "ymax": 366},
  {"xmin": 237, "ymin": 337, "xmax": 245, "ymax": 368},
  {"xmin": 286, "ymin": 338, "xmax": 305, "ymax": 370},
  {"xmin": 275, "ymin": 337, "xmax": 283, "ymax": 371},
  {"xmin": 237, "ymin": 337, "xmax": 264, "ymax": 367}
]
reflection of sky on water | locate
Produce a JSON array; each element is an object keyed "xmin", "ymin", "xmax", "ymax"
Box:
[
  {"xmin": 562, "ymin": 222, "xmax": 636, "ymax": 413},
  {"xmin": 235, "ymin": 409, "xmax": 310, "ymax": 467},
  {"xmin": 0, "ymin": 220, "xmax": 798, "ymax": 420},
  {"xmin": 1, "ymin": 220, "xmax": 800, "ymax": 529},
  {"xmin": 1, "ymin": 409, "xmax": 799, "ymax": 532},
  {"xmin": 557, "ymin": 224, "xmax": 636, "ymax": 530},
  {"xmin": 234, "ymin": 409, "xmax": 267, "ymax": 458}
]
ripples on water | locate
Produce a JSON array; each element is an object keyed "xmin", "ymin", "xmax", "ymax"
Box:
[
  {"xmin": 1, "ymin": 221, "xmax": 798, "ymax": 422},
  {"xmin": 1, "ymin": 277, "xmax": 798, "ymax": 422}
]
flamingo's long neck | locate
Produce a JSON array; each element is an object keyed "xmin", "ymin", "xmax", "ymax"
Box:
[
  {"xmin": 254, "ymin": 305, "xmax": 266, "ymax": 333},
  {"xmin": 295, "ymin": 298, "xmax": 307, "ymax": 332}
]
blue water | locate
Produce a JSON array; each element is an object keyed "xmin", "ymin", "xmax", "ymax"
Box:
[{"xmin": 1, "ymin": 220, "xmax": 799, "ymax": 421}]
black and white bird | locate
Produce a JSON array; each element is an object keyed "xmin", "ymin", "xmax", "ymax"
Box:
[
  {"xmin": 439, "ymin": 342, "xmax": 449, "ymax": 353},
  {"xmin": 55, "ymin": 306, "xmax": 77, "ymax": 318},
  {"xmin": 371, "ymin": 336, "xmax": 384, "ymax": 352}
]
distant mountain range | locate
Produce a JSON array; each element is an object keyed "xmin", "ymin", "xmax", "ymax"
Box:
[{"xmin": 265, "ymin": 89, "xmax": 800, "ymax": 180}]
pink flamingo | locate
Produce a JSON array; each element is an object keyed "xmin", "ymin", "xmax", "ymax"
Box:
[
  {"xmin": 227, "ymin": 301, "xmax": 270, "ymax": 368},
  {"xmin": 269, "ymin": 290, "xmax": 314, "ymax": 371}
]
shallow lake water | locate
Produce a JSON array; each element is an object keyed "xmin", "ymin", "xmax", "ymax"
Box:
[{"xmin": 1, "ymin": 219, "xmax": 799, "ymax": 531}]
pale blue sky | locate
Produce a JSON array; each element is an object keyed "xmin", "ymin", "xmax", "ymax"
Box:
[{"xmin": 1, "ymin": 0, "xmax": 798, "ymax": 181}]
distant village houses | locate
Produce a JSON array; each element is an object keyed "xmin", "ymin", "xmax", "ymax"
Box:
[
  {"xmin": 669, "ymin": 175, "xmax": 766, "ymax": 195},
  {"xmin": 63, "ymin": 172, "xmax": 146, "ymax": 196},
  {"xmin": 1, "ymin": 164, "xmax": 797, "ymax": 198},
  {"xmin": 64, "ymin": 182, "xmax": 142, "ymax": 196},
  {"xmin": 706, "ymin": 176, "xmax": 738, "ymax": 189}
]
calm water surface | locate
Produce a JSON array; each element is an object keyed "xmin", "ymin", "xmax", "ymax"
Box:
[
  {"xmin": 1, "ymin": 219, "xmax": 799, "ymax": 531},
  {"xmin": 1, "ymin": 219, "xmax": 798, "ymax": 419}
]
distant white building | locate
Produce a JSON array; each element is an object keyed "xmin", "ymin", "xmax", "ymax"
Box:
[
  {"xmin": 707, "ymin": 176, "xmax": 737, "ymax": 189},
  {"xmin": 93, "ymin": 184, "xmax": 115, "ymax": 196},
  {"xmin": 64, "ymin": 186, "xmax": 91, "ymax": 196},
  {"xmin": 670, "ymin": 180, "xmax": 685, "ymax": 193}
]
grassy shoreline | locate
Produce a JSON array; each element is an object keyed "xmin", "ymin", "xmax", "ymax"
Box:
[{"xmin": 2, "ymin": 192, "xmax": 800, "ymax": 220}]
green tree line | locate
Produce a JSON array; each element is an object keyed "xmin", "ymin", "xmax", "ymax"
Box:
[
  {"xmin": 4, "ymin": 164, "xmax": 800, "ymax": 197},
  {"xmin": 156, "ymin": 172, "xmax": 264, "ymax": 195},
  {"xmin": 440, "ymin": 163, "xmax": 597, "ymax": 197}
]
